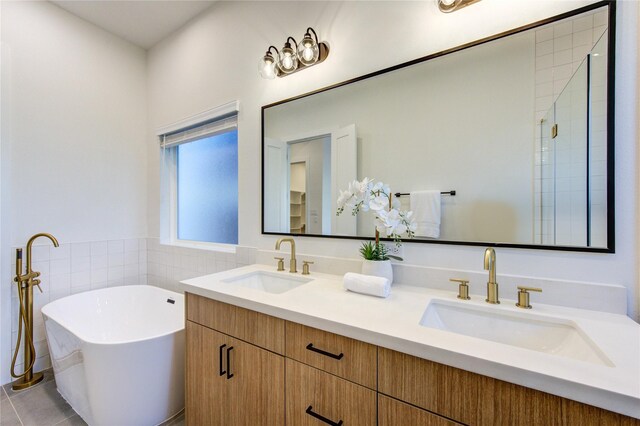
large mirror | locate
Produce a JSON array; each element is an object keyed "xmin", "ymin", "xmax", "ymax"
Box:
[{"xmin": 262, "ymin": 2, "xmax": 614, "ymax": 252}]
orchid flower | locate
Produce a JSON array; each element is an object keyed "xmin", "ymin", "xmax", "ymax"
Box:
[{"xmin": 336, "ymin": 178, "xmax": 417, "ymax": 247}]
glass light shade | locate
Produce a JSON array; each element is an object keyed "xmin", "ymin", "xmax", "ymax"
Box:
[
  {"xmin": 297, "ymin": 35, "xmax": 319, "ymax": 66},
  {"xmin": 259, "ymin": 53, "xmax": 277, "ymax": 79},
  {"xmin": 278, "ymin": 45, "xmax": 298, "ymax": 74}
]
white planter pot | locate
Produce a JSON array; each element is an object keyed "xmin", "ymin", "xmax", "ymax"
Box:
[{"xmin": 361, "ymin": 259, "xmax": 393, "ymax": 284}]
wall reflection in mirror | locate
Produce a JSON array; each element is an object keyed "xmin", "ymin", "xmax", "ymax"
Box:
[{"xmin": 262, "ymin": 4, "xmax": 613, "ymax": 251}]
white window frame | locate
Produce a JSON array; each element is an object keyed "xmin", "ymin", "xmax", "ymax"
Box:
[{"xmin": 157, "ymin": 101, "xmax": 239, "ymax": 252}]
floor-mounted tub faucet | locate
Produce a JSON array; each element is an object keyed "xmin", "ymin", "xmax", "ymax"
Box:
[{"xmin": 11, "ymin": 232, "xmax": 59, "ymax": 390}]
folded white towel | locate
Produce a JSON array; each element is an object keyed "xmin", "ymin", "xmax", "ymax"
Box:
[
  {"xmin": 343, "ymin": 272, "xmax": 391, "ymax": 298},
  {"xmin": 410, "ymin": 190, "xmax": 441, "ymax": 238}
]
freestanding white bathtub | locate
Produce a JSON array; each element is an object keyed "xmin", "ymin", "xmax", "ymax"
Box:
[{"xmin": 41, "ymin": 285, "xmax": 185, "ymax": 426}]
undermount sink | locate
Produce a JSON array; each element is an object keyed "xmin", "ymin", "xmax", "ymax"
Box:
[
  {"xmin": 222, "ymin": 270, "xmax": 312, "ymax": 294},
  {"xmin": 420, "ymin": 300, "xmax": 613, "ymax": 366}
]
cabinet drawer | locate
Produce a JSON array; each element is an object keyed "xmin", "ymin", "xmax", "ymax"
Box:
[
  {"xmin": 286, "ymin": 359, "xmax": 376, "ymax": 426},
  {"xmin": 186, "ymin": 293, "xmax": 285, "ymax": 354},
  {"xmin": 285, "ymin": 321, "xmax": 377, "ymax": 389},
  {"xmin": 379, "ymin": 347, "xmax": 478, "ymax": 424},
  {"xmin": 378, "ymin": 395, "xmax": 461, "ymax": 426}
]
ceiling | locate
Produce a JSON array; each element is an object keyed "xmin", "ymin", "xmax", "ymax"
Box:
[{"xmin": 51, "ymin": 0, "xmax": 216, "ymax": 49}]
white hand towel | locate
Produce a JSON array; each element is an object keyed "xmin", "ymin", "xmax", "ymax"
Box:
[
  {"xmin": 410, "ymin": 190, "xmax": 441, "ymax": 238},
  {"xmin": 343, "ymin": 272, "xmax": 391, "ymax": 298}
]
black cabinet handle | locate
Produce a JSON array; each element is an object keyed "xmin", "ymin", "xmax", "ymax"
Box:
[
  {"xmin": 305, "ymin": 406, "xmax": 343, "ymax": 426},
  {"xmin": 218, "ymin": 344, "xmax": 226, "ymax": 376},
  {"xmin": 226, "ymin": 346, "xmax": 234, "ymax": 379},
  {"xmin": 306, "ymin": 343, "xmax": 344, "ymax": 360}
]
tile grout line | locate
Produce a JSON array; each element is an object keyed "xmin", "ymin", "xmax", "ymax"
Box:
[
  {"xmin": 51, "ymin": 413, "xmax": 76, "ymax": 426},
  {"xmin": 3, "ymin": 387, "xmax": 24, "ymax": 426}
]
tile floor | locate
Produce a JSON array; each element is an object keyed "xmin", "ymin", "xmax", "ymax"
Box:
[{"xmin": 0, "ymin": 370, "xmax": 184, "ymax": 426}]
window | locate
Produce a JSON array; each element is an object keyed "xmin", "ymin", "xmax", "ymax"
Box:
[
  {"xmin": 177, "ymin": 130, "xmax": 238, "ymax": 244},
  {"xmin": 159, "ymin": 104, "xmax": 238, "ymax": 246}
]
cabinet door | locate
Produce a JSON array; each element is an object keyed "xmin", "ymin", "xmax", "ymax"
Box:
[
  {"xmin": 186, "ymin": 321, "xmax": 230, "ymax": 425},
  {"xmin": 186, "ymin": 321, "xmax": 285, "ymax": 426},
  {"xmin": 224, "ymin": 332, "xmax": 285, "ymax": 425}
]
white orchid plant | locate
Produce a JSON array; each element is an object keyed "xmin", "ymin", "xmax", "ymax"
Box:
[{"xmin": 337, "ymin": 178, "xmax": 417, "ymax": 260}]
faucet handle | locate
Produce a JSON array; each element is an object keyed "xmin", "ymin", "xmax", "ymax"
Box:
[
  {"xmin": 274, "ymin": 257, "xmax": 285, "ymax": 271},
  {"xmin": 516, "ymin": 286, "xmax": 542, "ymax": 309},
  {"xmin": 449, "ymin": 278, "xmax": 470, "ymax": 300},
  {"xmin": 302, "ymin": 261, "xmax": 314, "ymax": 275}
]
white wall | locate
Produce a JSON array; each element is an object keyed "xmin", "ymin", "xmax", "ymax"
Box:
[
  {"xmin": 2, "ymin": 1, "xmax": 148, "ymax": 244},
  {"xmin": 0, "ymin": 1, "xmax": 148, "ymax": 384},
  {"xmin": 146, "ymin": 0, "xmax": 639, "ymax": 321},
  {"xmin": 290, "ymin": 162, "xmax": 306, "ymax": 193}
]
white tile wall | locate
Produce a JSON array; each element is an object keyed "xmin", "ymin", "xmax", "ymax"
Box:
[
  {"xmin": 533, "ymin": 8, "xmax": 608, "ymax": 245},
  {"xmin": 145, "ymin": 238, "xmax": 257, "ymax": 293},
  {"xmin": 8, "ymin": 238, "xmax": 147, "ymax": 374}
]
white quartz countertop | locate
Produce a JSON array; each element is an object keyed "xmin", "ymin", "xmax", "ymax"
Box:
[{"xmin": 180, "ymin": 264, "xmax": 640, "ymax": 419}]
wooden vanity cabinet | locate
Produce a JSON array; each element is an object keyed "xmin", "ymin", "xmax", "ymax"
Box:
[{"xmin": 185, "ymin": 293, "xmax": 639, "ymax": 426}]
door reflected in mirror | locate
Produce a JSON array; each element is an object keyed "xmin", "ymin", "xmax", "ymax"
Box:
[{"xmin": 289, "ymin": 161, "xmax": 307, "ymax": 234}]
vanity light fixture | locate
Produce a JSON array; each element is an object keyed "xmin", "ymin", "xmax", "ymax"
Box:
[
  {"xmin": 438, "ymin": 0, "xmax": 482, "ymax": 13},
  {"xmin": 259, "ymin": 27, "xmax": 329, "ymax": 79}
]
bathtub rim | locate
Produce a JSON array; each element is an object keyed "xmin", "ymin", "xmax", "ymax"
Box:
[{"xmin": 41, "ymin": 285, "xmax": 185, "ymax": 346}]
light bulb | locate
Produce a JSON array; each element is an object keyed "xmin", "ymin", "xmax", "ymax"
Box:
[
  {"xmin": 302, "ymin": 46, "xmax": 314, "ymax": 61},
  {"xmin": 258, "ymin": 52, "xmax": 277, "ymax": 79},
  {"xmin": 278, "ymin": 42, "xmax": 298, "ymax": 74},
  {"xmin": 297, "ymin": 33, "xmax": 320, "ymax": 66},
  {"xmin": 282, "ymin": 53, "xmax": 293, "ymax": 69}
]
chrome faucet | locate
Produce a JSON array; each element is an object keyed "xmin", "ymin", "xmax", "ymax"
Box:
[
  {"xmin": 275, "ymin": 237, "xmax": 297, "ymax": 273},
  {"xmin": 483, "ymin": 247, "xmax": 499, "ymax": 304}
]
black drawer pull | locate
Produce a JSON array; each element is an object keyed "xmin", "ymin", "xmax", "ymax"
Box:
[
  {"xmin": 219, "ymin": 344, "xmax": 226, "ymax": 376},
  {"xmin": 305, "ymin": 406, "xmax": 343, "ymax": 426},
  {"xmin": 226, "ymin": 346, "xmax": 234, "ymax": 379},
  {"xmin": 306, "ymin": 343, "xmax": 344, "ymax": 360}
]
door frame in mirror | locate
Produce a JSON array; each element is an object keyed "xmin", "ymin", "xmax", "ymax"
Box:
[{"xmin": 261, "ymin": 0, "xmax": 616, "ymax": 253}]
